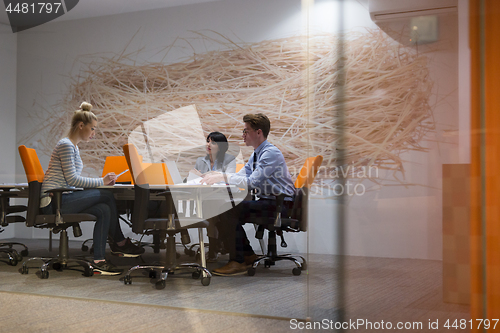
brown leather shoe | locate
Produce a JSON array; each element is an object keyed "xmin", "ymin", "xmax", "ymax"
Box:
[
  {"xmin": 244, "ymin": 254, "xmax": 258, "ymax": 266},
  {"xmin": 212, "ymin": 261, "xmax": 248, "ymax": 276}
]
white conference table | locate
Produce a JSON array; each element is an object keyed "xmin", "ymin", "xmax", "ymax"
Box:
[
  {"xmin": 0, "ymin": 182, "xmax": 247, "ymax": 226},
  {"xmin": 100, "ymin": 183, "xmax": 247, "ymax": 277},
  {"xmin": 1, "ymin": 182, "xmax": 247, "ymax": 275},
  {"xmin": 0, "ymin": 183, "xmax": 28, "ymax": 191},
  {"xmin": 98, "ymin": 183, "xmax": 247, "ymax": 226}
]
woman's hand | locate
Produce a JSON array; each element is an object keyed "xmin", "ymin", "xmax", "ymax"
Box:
[{"xmin": 103, "ymin": 172, "xmax": 117, "ymax": 186}]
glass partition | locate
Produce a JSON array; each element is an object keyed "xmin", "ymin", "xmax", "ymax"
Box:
[{"xmin": 6, "ymin": 0, "xmax": 479, "ymax": 330}]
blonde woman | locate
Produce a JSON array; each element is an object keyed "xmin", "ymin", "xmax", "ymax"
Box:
[{"xmin": 40, "ymin": 102, "xmax": 144, "ymax": 275}]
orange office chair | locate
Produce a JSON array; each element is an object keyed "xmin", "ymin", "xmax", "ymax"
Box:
[
  {"xmin": 18, "ymin": 145, "xmax": 95, "ymax": 278},
  {"xmin": 101, "ymin": 155, "xmax": 136, "ymax": 184},
  {"xmin": 122, "ymin": 143, "xmax": 211, "ymax": 289},
  {"xmin": 247, "ymin": 155, "xmax": 323, "ymax": 276},
  {"xmin": 122, "ymin": 146, "xmax": 177, "ymax": 254},
  {"xmin": 236, "ymin": 163, "xmax": 245, "ymax": 172}
]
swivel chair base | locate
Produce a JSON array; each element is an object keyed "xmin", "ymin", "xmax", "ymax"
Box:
[
  {"xmin": 0, "ymin": 248, "xmax": 21, "ymax": 266},
  {"xmin": 121, "ymin": 230, "xmax": 211, "ymax": 289},
  {"xmin": 20, "ymin": 257, "xmax": 94, "ymax": 278},
  {"xmin": 247, "ymin": 229, "xmax": 306, "ymax": 276},
  {"xmin": 247, "ymin": 254, "xmax": 306, "ymax": 276},
  {"xmin": 122, "ymin": 263, "xmax": 212, "ymax": 289},
  {"xmin": 0, "ymin": 242, "xmax": 29, "ymax": 257},
  {"xmin": 20, "ymin": 229, "xmax": 94, "ymax": 279}
]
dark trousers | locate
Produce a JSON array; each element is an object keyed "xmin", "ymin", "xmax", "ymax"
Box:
[
  {"xmin": 217, "ymin": 199, "xmax": 290, "ymax": 263},
  {"xmin": 41, "ymin": 189, "xmax": 125, "ymax": 260}
]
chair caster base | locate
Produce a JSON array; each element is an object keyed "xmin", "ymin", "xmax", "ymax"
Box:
[
  {"xmin": 201, "ymin": 277, "xmax": 210, "ymax": 286},
  {"xmin": 155, "ymin": 280, "xmax": 166, "ymax": 290},
  {"xmin": 123, "ymin": 275, "xmax": 132, "ymax": 285},
  {"xmin": 39, "ymin": 270, "xmax": 49, "ymax": 279}
]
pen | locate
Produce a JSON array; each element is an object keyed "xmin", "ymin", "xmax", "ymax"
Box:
[{"xmin": 116, "ymin": 169, "xmax": 129, "ymax": 178}]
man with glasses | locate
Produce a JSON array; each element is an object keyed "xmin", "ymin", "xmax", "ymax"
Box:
[{"xmin": 202, "ymin": 113, "xmax": 295, "ymax": 276}]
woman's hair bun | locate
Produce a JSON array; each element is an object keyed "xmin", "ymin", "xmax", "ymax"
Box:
[{"xmin": 80, "ymin": 102, "xmax": 92, "ymax": 111}]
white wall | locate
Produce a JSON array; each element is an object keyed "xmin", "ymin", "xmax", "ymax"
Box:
[
  {"xmin": 13, "ymin": 0, "xmax": 459, "ymax": 259},
  {"xmin": 0, "ymin": 23, "xmax": 18, "ymax": 239},
  {"xmin": 0, "ymin": 24, "xmax": 17, "ymax": 184}
]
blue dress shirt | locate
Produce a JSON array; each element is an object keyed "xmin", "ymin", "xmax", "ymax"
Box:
[{"xmin": 229, "ymin": 140, "xmax": 295, "ymax": 198}]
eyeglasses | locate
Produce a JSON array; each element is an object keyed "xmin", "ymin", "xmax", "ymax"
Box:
[{"xmin": 243, "ymin": 128, "xmax": 259, "ymax": 135}]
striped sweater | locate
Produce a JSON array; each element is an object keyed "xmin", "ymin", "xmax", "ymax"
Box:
[{"xmin": 40, "ymin": 137, "xmax": 103, "ymax": 207}]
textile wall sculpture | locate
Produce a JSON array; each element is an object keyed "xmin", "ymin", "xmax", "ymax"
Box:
[{"xmin": 27, "ymin": 29, "xmax": 433, "ymax": 181}]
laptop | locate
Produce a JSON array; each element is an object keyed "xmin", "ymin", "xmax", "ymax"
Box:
[{"xmin": 164, "ymin": 161, "xmax": 184, "ymax": 184}]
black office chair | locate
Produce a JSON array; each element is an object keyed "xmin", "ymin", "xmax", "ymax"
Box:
[
  {"xmin": 18, "ymin": 145, "xmax": 95, "ymax": 278},
  {"xmin": 122, "ymin": 143, "xmax": 211, "ymax": 289},
  {"xmin": 0, "ymin": 188, "xmax": 29, "ymax": 265},
  {"xmin": 247, "ymin": 155, "xmax": 323, "ymax": 276}
]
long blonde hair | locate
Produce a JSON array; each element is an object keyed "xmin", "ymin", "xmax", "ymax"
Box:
[{"xmin": 68, "ymin": 102, "xmax": 97, "ymax": 136}]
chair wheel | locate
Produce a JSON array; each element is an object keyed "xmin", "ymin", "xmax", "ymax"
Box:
[
  {"xmin": 149, "ymin": 270, "xmax": 157, "ymax": 279},
  {"xmin": 21, "ymin": 266, "xmax": 28, "ymax": 274},
  {"xmin": 15, "ymin": 253, "xmax": 23, "ymax": 261},
  {"xmin": 292, "ymin": 267, "xmax": 301, "ymax": 276},
  {"xmin": 247, "ymin": 267, "xmax": 256, "ymax": 276},
  {"xmin": 301, "ymin": 262, "xmax": 307, "ymax": 270},
  {"xmin": 83, "ymin": 267, "xmax": 93, "ymax": 277},
  {"xmin": 20, "ymin": 249, "xmax": 28, "ymax": 257},
  {"xmin": 81, "ymin": 245, "xmax": 88, "ymax": 252},
  {"xmin": 8, "ymin": 256, "xmax": 18, "ymax": 266},
  {"xmin": 40, "ymin": 270, "xmax": 49, "ymax": 279},
  {"xmin": 155, "ymin": 280, "xmax": 166, "ymax": 290},
  {"xmin": 52, "ymin": 262, "xmax": 62, "ymax": 271},
  {"xmin": 123, "ymin": 276, "xmax": 132, "ymax": 285},
  {"xmin": 89, "ymin": 246, "xmax": 94, "ymax": 255},
  {"xmin": 192, "ymin": 270, "xmax": 201, "ymax": 279},
  {"xmin": 201, "ymin": 277, "xmax": 210, "ymax": 286}
]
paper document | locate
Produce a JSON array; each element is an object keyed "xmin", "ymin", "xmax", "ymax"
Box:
[
  {"xmin": 187, "ymin": 171, "xmax": 200, "ymax": 182},
  {"xmin": 183, "ymin": 176, "xmax": 203, "ymax": 185},
  {"xmin": 180, "ymin": 176, "xmax": 227, "ymax": 186}
]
